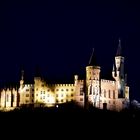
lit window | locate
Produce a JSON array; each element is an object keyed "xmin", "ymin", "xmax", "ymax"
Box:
[
  {"xmin": 104, "ymin": 90, "xmax": 106, "ymax": 97},
  {"xmin": 26, "ymin": 100, "xmax": 29, "ymax": 103},
  {"xmin": 26, "ymin": 94, "xmax": 29, "ymax": 97},
  {"xmin": 108, "ymin": 90, "xmax": 110, "ymax": 98},
  {"xmin": 7, "ymin": 94, "xmax": 9, "ymax": 102},
  {"xmin": 113, "ymin": 90, "xmax": 115, "ymax": 99},
  {"xmin": 26, "ymin": 89, "xmax": 29, "ymax": 92}
]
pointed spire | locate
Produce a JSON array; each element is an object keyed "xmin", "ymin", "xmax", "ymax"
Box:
[
  {"xmin": 125, "ymin": 74, "xmax": 127, "ymax": 85},
  {"xmin": 112, "ymin": 64, "xmax": 115, "ymax": 72},
  {"xmin": 116, "ymin": 38, "xmax": 122, "ymax": 56},
  {"xmin": 88, "ymin": 48, "xmax": 97, "ymax": 66},
  {"xmin": 21, "ymin": 70, "xmax": 24, "ymax": 80}
]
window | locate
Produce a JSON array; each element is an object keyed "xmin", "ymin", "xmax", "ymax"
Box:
[
  {"xmin": 104, "ymin": 90, "xmax": 106, "ymax": 97},
  {"xmin": 47, "ymin": 94, "xmax": 49, "ymax": 97},
  {"xmin": 71, "ymin": 89, "xmax": 74, "ymax": 91},
  {"xmin": 36, "ymin": 94, "xmax": 38, "ymax": 96},
  {"xmin": 80, "ymin": 91, "xmax": 83, "ymax": 95},
  {"xmin": 43, "ymin": 91, "xmax": 45, "ymax": 94},
  {"xmin": 26, "ymin": 94, "xmax": 29, "ymax": 97},
  {"xmin": 61, "ymin": 89, "xmax": 64, "ymax": 91},
  {"xmin": 42, "ymin": 84, "xmax": 44, "ymax": 87},
  {"xmin": 36, "ymin": 88, "xmax": 38, "ymax": 91},
  {"xmin": 26, "ymin": 89, "xmax": 29, "ymax": 92},
  {"xmin": 108, "ymin": 90, "xmax": 110, "ymax": 98},
  {"xmin": 32, "ymin": 94, "xmax": 34, "ymax": 97},
  {"xmin": 43, "ymin": 96, "xmax": 45, "ymax": 99},
  {"xmin": 71, "ymin": 94, "xmax": 73, "ymax": 97},
  {"xmin": 32, "ymin": 89, "xmax": 34, "ymax": 91},
  {"xmin": 66, "ymin": 89, "xmax": 68, "ymax": 91},
  {"xmin": 26, "ymin": 100, "xmax": 29, "ymax": 103},
  {"xmin": 61, "ymin": 99, "xmax": 63, "ymax": 102},
  {"xmin": 61, "ymin": 94, "xmax": 63, "ymax": 97},
  {"xmin": 56, "ymin": 94, "xmax": 58, "ymax": 97},
  {"xmin": 7, "ymin": 94, "xmax": 9, "ymax": 102},
  {"xmin": 56, "ymin": 89, "xmax": 59, "ymax": 91},
  {"xmin": 80, "ymin": 98, "xmax": 83, "ymax": 101},
  {"xmin": 56, "ymin": 99, "xmax": 58, "ymax": 103},
  {"xmin": 113, "ymin": 90, "xmax": 115, "ymax": 99},
  {"xmin": 113, "ymin": 101, "xmax": 115, "ymax": 104},
  {"xmin": 66, "ymin": 94, "xmax": 68, "ymax": 97},
  {"xmin": 32, "ymin": 99, "xmax": 34, "ymax": 102},
  {"xmin": 47, "ymin": 89, "xmax": 50, "ymax": 92}
]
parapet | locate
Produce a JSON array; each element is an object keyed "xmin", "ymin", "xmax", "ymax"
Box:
[{"xmin": 101, "ymin": 79, "xmax": 115, "ymax": 84}]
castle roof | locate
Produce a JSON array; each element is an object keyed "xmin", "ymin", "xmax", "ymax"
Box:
[
  {"xmin": 88, "ymin": 48, "xmax": 98, "ymax": 66},
  {"xmin": 116, "ymin": 38, "xmax": 122, "ymax": 56}
]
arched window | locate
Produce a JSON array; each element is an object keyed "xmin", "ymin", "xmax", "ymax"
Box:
[
  {"xmin": 104, "ymin": 90, "xmax": 106, "ymax": 98},
  {"xmin": 108, "ymin": 90, "xmax": 111, "ymax": 98}
]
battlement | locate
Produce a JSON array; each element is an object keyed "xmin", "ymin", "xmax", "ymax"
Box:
[
  {"xmin": 24, "ymin": 84, "xmax": 34, "ymax": 88},
  {"xmin": 78, "ymin": 80, "xmax": 84, "ymax": 84},
  {"xmin": 101, "ymin": 79, "xmax": 115, "ymax": 84}
]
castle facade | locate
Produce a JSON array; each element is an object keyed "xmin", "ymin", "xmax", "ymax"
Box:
[{"xmin": 0, "ymin": 40, "xmax": 130, "ymax": 111}]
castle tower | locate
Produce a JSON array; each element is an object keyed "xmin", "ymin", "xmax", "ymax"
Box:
[
  {"xmin": 86, "ymin": 48, "xmax": 101, "ymax": 107},
  {"xmin": 112, "ymin": 39, "xmax": 125, "ymax": 98}
]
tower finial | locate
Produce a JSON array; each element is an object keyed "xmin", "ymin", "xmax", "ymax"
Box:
[
  {"xmin": 88, "ymin": 48, "xmax": 97, "ymax": 66},
  {"xmin": 116, "ymin": 38, "xmax": 122, "ymax": 56},
  {"xmin": 21, "ymin": 70, "xmax": 24, "ymax": 80}
]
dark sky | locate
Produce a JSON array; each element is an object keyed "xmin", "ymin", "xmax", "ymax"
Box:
[{"xmin": 0, "ymin": 0, "xmax": 140, "ymax": 101}]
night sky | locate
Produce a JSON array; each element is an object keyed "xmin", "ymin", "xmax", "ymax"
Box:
[{"xmin": 0, "ymin": 1, "xmax": 140, "ymax": 101}]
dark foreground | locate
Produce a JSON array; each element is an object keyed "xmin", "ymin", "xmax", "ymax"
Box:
[{"xmin": 0, "ymin": 103, "xmax": 140, "ymax": 136}]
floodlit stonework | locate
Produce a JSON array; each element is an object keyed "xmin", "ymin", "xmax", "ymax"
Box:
[{"xmin": 0, "ymin": 39, "xmax": 130, "ymax": 111}]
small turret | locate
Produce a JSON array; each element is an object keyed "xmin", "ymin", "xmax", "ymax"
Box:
[
  {"xmin": 114, "ymin": 38, "xmax": 125, "ymax": 98},
  {"xmin": 20, "ymin": 70, "xmax": 24, "ymax": 88},
  {"xmin": 74, "ymin": 75, "xmax": 78, "ymax": 85}
]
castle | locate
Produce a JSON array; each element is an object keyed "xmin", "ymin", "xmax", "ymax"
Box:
[{"xmin": 0, "ymin": 39, "xmax": 130, "ymax": 111}]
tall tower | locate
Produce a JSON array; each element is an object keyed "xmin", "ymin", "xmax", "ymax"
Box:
[
  {"xmin": 112, "ymin": 39, "xmax": 125, "ymax": 98},
  {"xmin": 86, "ymin": 48, "xmax": 101, "ymax": 107}
]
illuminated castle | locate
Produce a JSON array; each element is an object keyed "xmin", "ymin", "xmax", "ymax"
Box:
[{"xmin": 0, "ymin": 39, "xmax": 130, "ymax": 111}]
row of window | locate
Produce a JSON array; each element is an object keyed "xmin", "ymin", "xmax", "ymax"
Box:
[
  {"xmin": 26, "ymin": 89, "xmax": 34, "ymax": 92},
  {"xmin": 37, "ymin": 89, "xmax": 74, "ymax": 92},
  {"xmin": 26, "ymin": 94, "xmax": 34, "ymax": 97},
  {"xmin": 37, "ymin": 93, "xmax": 74, "ymax": 98}
]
